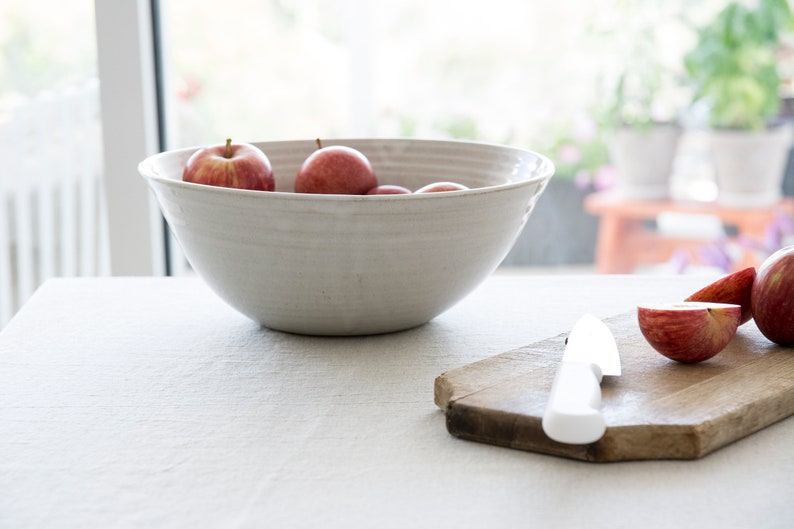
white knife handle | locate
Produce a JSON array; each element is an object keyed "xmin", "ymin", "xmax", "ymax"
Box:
[{"xmin": 542, "ymin": 361, "xmax": 606, "ymax": 445}]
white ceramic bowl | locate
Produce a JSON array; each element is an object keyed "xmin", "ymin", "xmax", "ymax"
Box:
[{"xmin": 139, "ymin": 138, "xmax": 553, "ymax": 335}]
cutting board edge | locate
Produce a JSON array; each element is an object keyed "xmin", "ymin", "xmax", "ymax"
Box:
[
  {"xmin": 446, "ymin": 382, "xmax": 794, "ymax": 462},
  {"xmin": 446, "ymin": 398, "xmax": 708, "ymax": 462}
]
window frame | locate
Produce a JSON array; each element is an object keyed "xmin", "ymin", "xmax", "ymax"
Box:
[{"xmin": 94, "ymin": 0, "xmax": 166, "ymax": 276}]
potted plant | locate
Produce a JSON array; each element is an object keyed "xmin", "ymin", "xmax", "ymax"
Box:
[
  {"xmin": 685, "ymin": 0, "xmax": 794, "ymax": 207},
  {"xmin": 591, "ymin": 8, "xmax": 687, "ymax": 200},
  {"xmin": 598, "ymin": 67, "xmax": 684, "ymax": 200}
]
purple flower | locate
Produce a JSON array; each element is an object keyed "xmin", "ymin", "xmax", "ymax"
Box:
[
  {"xmin": 775, "ymin": 210, "xmax": 794, "ymax": 235},
  {"xmin": 593, "ymin": 165, "xmax": 618, "ymax": 191},
  {"xmin": 692, "ymin": 210, "xmax": 793, "ymax": 274},
  {"xmin": 763, "ymin": 221, "xmax": 780, "ymax": 252},
  {"xmin": 669, "ymin": 248, "xmax": 691, "ymax": 274},
  {"xmin": 558, "ymin": 144, "xmax": 582, "ymax": 165},
  {"xmin": 574, "ymin": 169, "xmax": 592, "ymax": 190},
  {"xmin": 697, "ymin": 237, "xmax": 732, "ymax": 273},
  {"xmin": 740, "ymin": 210, "xmax": 794, "ymax": 256}
]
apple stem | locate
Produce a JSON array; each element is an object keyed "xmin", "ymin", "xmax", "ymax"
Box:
[
  {"xmin": 315, "ymin": 138, "xmax": 322, "ymax": 150},
  {"xmin": 224, "ymin": 138, "xmax": 233, "ymax": 158}
]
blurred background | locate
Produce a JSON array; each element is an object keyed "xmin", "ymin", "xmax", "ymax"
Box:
[{"xmin": 2, "ymin": 0, "xmax": 794, "ymax": 327}]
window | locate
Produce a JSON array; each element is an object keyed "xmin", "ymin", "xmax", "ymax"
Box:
[
  {"xmin": 0, "ymin": 1, "xmax": 108, "ymax": 326},
  {"xmin": 157, "ymin": 0, "xmax": 699, "ymax": 152},
  {"xmin": 0, "ymin": 0, "xmax": 735, "ymax": 326}
]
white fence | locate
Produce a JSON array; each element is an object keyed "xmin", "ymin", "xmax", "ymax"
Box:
[{"xmin": 0, "ymin": 79, "xmax": 110, "ymax": 328}]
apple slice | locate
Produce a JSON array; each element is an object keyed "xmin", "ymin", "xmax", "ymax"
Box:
[
  {"xmin": 684, "ymin": 266, "xmax": 756, "ymax": 325},
  {"xmin": 637, "ymin": 301, "xmax": 741, "ymax": 364}
]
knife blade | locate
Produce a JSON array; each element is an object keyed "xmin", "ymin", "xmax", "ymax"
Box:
[{"xmin": 541, "ymin": 313, "xmax": 621, "ymax": 445}]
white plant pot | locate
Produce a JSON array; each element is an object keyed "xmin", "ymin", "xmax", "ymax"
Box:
[
  {"xmin": 608, "ymin": 124, "xmax": 681, "ymax": 200},
  {"xmin": 710, "ymin": 125, "xmax": 793, "ymax": 208}
]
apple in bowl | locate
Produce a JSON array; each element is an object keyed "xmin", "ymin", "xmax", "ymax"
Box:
[
  {"xmin": 183, "ymin": 138, "xmax": 274, "ymax": 191},
  {"xmin": 366, "ymin": 184, "xmax": 412, "ymax": 195},
  {"xmin": 415, "ymin": 182, "xmax": 470, "ymax": 193},
  {"xmin": 294, "ymin": 141, "xmax": 377, "ymax": 195}
]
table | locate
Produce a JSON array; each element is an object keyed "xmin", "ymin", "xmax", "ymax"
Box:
[
  {"xmin": 1, "ymin": 274, "xmax": 792, "ymax": 528},
  {"xmin": 584, "ymin": 192, "xmax": 794, "ymax": 273}
]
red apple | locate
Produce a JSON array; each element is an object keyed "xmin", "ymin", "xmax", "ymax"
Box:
[
  {"xmin": 182, "ymin": 139, "xmax": 274, "ymax": 191},
  {"xmin": 294, "ymin": 140, "xmax": 377, "ymax": 194},
  {"xmin": 414, "ymin": 182, "xmax": 470, "ymax": 193},
  {"xmin": 751, "ymin": 245, "xmax": 794, "ymax": 346},
  {"xmin": 366, "ymin": 184, "xmax": 412, "ymax": 195},
  {"xmin": 637, "ymin": 301, "xmax": 741, "ymax": 363},
  {"xmin": 684, "ymin": 266, "xmax": 756, "ymax": 325}
]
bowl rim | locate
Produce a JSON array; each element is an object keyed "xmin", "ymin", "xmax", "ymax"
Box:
[{"xmin": 138, "ymin": 137, "xmax": 555, "ymax": 201}]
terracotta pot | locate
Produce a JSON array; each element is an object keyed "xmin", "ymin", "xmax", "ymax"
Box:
[{"xmin": 710, "ymin": 125, "xmax": 793, "ymax": 208}]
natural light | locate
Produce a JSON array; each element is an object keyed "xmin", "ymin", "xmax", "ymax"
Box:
[{"xmin": 1, "ymin": 0, "xmax": 793, "ymax": 327}]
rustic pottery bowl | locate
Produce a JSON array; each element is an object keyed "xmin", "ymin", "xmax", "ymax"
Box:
[{"xmin": 139, "ymin": 138, "xmax": 553, "ymax": 335}]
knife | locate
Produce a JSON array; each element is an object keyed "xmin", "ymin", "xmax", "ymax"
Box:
[{"xmin": 541, "ymin": 313, "xmax": 621, "ymax": 445}]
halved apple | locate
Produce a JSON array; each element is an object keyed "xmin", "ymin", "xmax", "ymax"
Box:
[
  {"xmin": 684, "ymin": 267, "xmax": 756, "ymax": 325},
  {"xmin": 637, "ymin": 301, "xmax": 741, "ymax": 363}
]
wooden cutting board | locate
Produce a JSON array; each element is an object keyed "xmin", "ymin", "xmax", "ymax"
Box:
[{"xmin": 434, "ymin": 311, "xmax": 794, "ymax": 462}]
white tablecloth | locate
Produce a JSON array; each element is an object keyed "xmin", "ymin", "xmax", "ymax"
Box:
[{"xmin": 1, "ymin": 274, "xmax": 792, "ymax": 528}]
